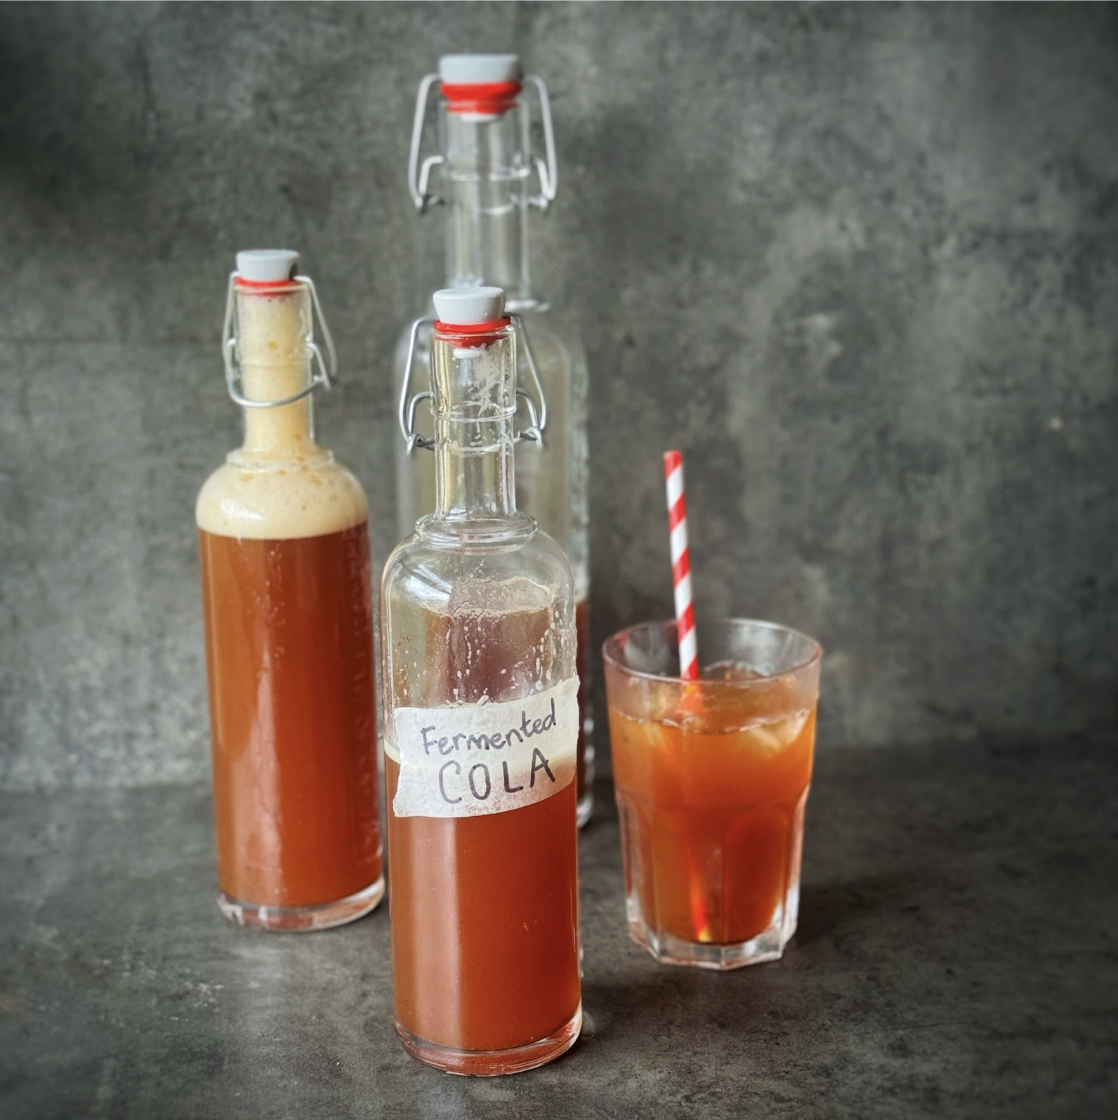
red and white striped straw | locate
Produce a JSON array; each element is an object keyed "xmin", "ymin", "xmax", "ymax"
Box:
[{"xmin": 664, "ymin": 450, "xmax": 699, "ymax": 681}]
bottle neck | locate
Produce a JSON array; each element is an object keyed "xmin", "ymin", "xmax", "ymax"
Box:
[
  {"xmin": 440, "ymin": 105, "xmax": 535, "ymax": 306},
  {"xmin": 428, "ymin": 327, "xmax": 519, "ymax": 528},
  {"xmin": 234, "ymin": 286, "xmax": 318, "ymax": 458}
]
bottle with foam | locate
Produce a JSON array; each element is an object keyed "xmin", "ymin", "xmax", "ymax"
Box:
[
  {"xmin": 396, "ymin": 54, "xmax": 594, "ymax": 827},
  {"xmin": 196, "ymin": 249, "xmax": 384, "ymax": 931}
]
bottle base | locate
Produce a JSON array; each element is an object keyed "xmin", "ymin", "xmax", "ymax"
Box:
[
  {"xmin": 395, "ymin": 1001, "xmax": 582, "ymax": 1076},
  {"xmin": 218, "ymin": 875, "xmax": 385, "ymax": 932}
]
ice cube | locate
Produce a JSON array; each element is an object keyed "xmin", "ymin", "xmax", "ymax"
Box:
[
  {"xmin": 700, "ymin": 659, "xmax": 767, "ymax": 682},
  {"xmin": 747, "ymin": 710, "xmax": 810, "ymax": 753}
]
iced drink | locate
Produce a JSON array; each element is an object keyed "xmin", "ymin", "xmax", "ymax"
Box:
[{"xmin": 605, "ymin": 619, "xmax": 821, "ymax": 969}]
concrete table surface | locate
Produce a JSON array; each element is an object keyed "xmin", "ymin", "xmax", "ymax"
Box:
[{"xmin": 2, "ymin": 742, "xmax": 1116, "ymax": 1119}]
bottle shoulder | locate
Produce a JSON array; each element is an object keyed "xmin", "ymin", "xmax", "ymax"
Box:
[
  {"xmin": 382, "ymin": 524, "xmax": 574, "ymax": 608},
  {"xmin": 196, "ymin": 450, "xmax": 368, "ymax": 540}
]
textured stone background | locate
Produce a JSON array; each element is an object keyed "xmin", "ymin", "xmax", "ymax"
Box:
[{"xmin": 1, "ymin": 2, "xmax": 1116, "ymax": 788}]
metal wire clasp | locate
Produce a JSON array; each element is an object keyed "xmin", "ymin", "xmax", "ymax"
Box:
[
  {"xmin": 407, "ymin": 73, "xmax": 444, "ymax": 213},
  {"xmin": 398, "ymin": 315, "xmax": 548, "ymax": 453},
  {"xmin": 524, "ymin": 75, "xmax": 558, "ymax": 211},
  {"xmin": 222, "ymin": 273, "xmax": 338, "ymax": 409},
  {"xmin": 407, "ymin": 73, "xmax": 558, "ymax": 213}
]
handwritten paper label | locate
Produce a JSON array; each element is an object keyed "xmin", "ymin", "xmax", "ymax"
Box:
[{"xmin": 386, "ymin": 676, "xmax": 579, "ymax": 819}]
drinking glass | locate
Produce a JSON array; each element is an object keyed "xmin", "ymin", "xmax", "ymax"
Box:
[{"xmin": 604, "ymin": 619, "xmax": 821, "ymax": 969}]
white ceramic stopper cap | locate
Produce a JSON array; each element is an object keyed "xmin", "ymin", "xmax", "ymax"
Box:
[
  {"xmin": 439, "ymin": 54, "xmax": 522, "ymax": 85},
  {"xmin": 433, "ymin": 287, "xmax": 506, "ymax": 325},
  {"xmin": 236, "ymin": 249, "xmax": 299, "ymax": 282}
]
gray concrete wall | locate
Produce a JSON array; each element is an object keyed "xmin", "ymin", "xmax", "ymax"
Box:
[{"xmin": 2, "ymin": 2, "xmax": 1115, "ymax": 788}]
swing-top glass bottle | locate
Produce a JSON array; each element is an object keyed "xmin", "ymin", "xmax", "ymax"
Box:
[
  {"xmin": 382, "ymin": 287, "xmax": 581, "ymax": 1075},
  {"xmin": 197, "ymin": 250, "xmax": 383, "ymax": 931},
  {"xmin": 396, "ymin": 54, "xmax": 593, "ymax": 826}
]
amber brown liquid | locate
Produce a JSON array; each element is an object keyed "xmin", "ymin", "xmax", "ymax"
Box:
[
  {"xmin": 199, "ymin": 524, "xmax": 381, "ymax": 908},
  {"xmin": 386, "ymin": 604, "xmax": 580, "ymax": 1056},
  {"xmin": 387, "ymin": 760, "xmax": 580, "ymax": 1054},
  {"xmin": 611, "ymin": 696, "xmax": 815, "ymax": 945}
]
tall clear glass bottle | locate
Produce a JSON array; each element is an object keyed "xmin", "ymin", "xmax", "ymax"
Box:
[
  {"xmin": 196, "ymin": 250, "xmax": 383, "ymax": 931},
  {"xmin": 396, "ymin": 54, "xmax": 594, "ymax": 826},
  {"xmin": 382, "ymin": 287, "xmax": 581, "ymax": 1075}
]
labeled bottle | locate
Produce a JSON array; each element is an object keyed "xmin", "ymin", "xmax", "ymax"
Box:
[
  {"xmin": 197, "ymin": 250, "xmax": 383, "ymax": 931},
  {"xmin": 383, "ymin": 287, "xmax": 581, "ymax": 1074},
  {"xmin": 397, "ymin": 54, "xmax": 594, "ymax": 826}
]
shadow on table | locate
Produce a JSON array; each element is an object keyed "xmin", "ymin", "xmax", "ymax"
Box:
[
  {"xmin": 794, "ymin": 873, "xmax": 915, "ymax": 946},
  {"xmin": 580, "ymin": 871, "xmax": 920, "ymax": 1041}
]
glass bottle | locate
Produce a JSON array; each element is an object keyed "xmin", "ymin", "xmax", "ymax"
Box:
[
  {"xmin": 382, "ymin": 287, "xmax": 581, "ymax": 1075},
  {"xmin": 196, "ymin": 250, "xmax": 383, "ymax": 931},
  {"xmin": 396, "ymin": 54, "xmax": 594, "ymax": 827}
]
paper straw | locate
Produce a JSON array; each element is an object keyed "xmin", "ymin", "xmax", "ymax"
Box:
[{"xmin": 664, "ymin": 450, "xmax": 699, "ymax": 680}]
